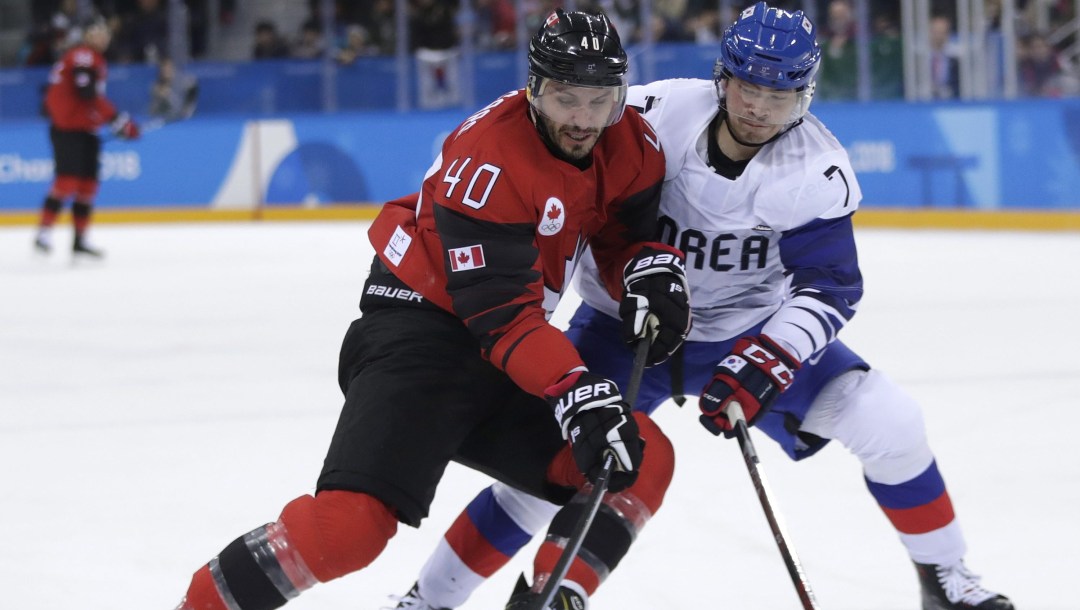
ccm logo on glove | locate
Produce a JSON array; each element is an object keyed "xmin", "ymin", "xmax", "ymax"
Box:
[
  {"xmin": 718, "ymin": 344, "xmax": 796, "ymax": 387},
  {"xmin": 699, "ymin": 335, "xmax": 800, "ymax": 436}
]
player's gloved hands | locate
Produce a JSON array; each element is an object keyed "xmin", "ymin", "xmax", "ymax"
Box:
[
  {"xmin": 699, "ymin": 335, "xmax": 800, "ymax": 437},
  {"xmin": 545, "ymin": 371, "xmax": 643, "ymax": 492},
  {"xmin": 110, "ymin": 112, "xmax": 140, "ymax": 140},
  {"xmin": 619, "ymin": 243, "xmax": 691, "ymax": 366}
]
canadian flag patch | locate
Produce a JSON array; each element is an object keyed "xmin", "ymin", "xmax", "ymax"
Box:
[{"xmin": 448, "ymin": 244, "xmax": 486, "ymax": 271}]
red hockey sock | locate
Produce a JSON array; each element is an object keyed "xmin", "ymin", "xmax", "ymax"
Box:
[
  {"xmin": 278, "ymin": 490, "xmax": 399, "ymax": 582},
  {"xmin": 535, "ymin": 413, "xmax": 675, "ymax": 596},
  {"xmin": 177, "ymin": 491, "xmax": 399, "ymax": 610}
]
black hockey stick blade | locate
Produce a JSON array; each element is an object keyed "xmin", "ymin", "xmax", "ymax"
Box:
[
  {"xmin": 527, "ymin": 338, "xmax": 650, "ymax": 610},
  {"xmin": 727, "ymin": 401, "xmax": 820, "ymax": 609}
]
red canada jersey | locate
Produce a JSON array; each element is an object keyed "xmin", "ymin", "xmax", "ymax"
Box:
[
  {"xmin": 44, "ymin": 43, "xmax": 117, "ymax": 132},
  {"xmin": 369, "ymin": 90, "xmax": 666, "ymax": 397}
]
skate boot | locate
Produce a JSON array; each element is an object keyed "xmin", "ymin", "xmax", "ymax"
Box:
[
  {"xmin": 33, "ymin": 228, "xmax": 52, "ymax": 254},
  {"xmin": 915, "ymin": 560, "xmax": 1015, "ymax": 609},
  {"xmin": 384, "ymin": 582, "xmax": 449, "ymax": 610},
  {"xmin": 72, "ymin": 234, "xmax": 104, "ymax": 259},
  {"xmin": 504, "ymin": 575, "xmax": 586, "ymax": 610}
]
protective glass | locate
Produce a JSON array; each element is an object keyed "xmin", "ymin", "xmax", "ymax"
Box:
[
  {"xmin": 720, "ymin": 77, "xmax": 814, "ymax": 127},
  {"xmin": 527, "ymin": 77, "xmax": 628, "ymax": 130}
]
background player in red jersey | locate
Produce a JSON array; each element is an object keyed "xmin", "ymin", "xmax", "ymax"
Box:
[
  {"xmin": 173, "ymin": 10, "xmax": 690, "ymax": 610},
  {"xmin": 34, "ymin": 19, "xmax": 139, "ymax": 259}
]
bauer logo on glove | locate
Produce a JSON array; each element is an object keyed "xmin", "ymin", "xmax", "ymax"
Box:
[
  {"xmin": 619, "ymin": 243, "xmax": 691, "ymax": 366},
  {"xmin": 544, "ymin": 370, "xmax": 643, "ymax": 492}
]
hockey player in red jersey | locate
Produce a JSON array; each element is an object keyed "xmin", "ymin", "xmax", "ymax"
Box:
[
  {"xmin": 384, "ymin": 4, "xmax": 1014, "ymax": 610},
  {"xmin": 174, "ymin": 9, "xmax": 690, "ymax": 610},
  {"xmin": 34, "ymin": 18, "xmax": 139, "ymax": 259}
]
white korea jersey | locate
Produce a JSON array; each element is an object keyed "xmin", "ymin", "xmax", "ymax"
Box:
[{"xmin": 576, "ymin": 78, "xmax": 864, "ymax": 363}]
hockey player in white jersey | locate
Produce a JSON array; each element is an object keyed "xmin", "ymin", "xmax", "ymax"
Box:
[{"xmin": 385, "ymin": 4, "xmax": 1014, "ymax": 609}]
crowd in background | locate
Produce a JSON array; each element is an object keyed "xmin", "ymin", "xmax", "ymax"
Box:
[
  {"xmin": 19, "ymin": 0, "xmax": 231, "ymax": 65},
  {"xmin": 10, "ymin": 0, "xmax": 1080, "ymax": 99}
]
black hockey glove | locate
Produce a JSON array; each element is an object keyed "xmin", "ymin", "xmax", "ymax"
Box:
[
  {"xmin": 545, "ymin": 371, "xmax": 643, "ymax": 492},
  {"xmin": 699, "ymin": 335, "xmax": 801, "ymax": 437},
  {"xmin": 619, "ymin": 244, "xmax": 691, "ymax": 366}
]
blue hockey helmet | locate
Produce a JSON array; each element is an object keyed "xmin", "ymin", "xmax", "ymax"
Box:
[
  {"xmin": 714, "ymin": 2, "xmax": 821, "ymax": 128},
  {"xmin": 716, "ymin": 2, "xmax": 821, "ymax": 90}
]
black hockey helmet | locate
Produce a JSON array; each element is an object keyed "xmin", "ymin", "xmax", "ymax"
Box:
[
  {"xmin": 528, "ymin": 8, "xmax": 628, "ymax": 88},
  {"xmin": 527, "ymin": 9, "xmax": 628, "ymax": 129}
]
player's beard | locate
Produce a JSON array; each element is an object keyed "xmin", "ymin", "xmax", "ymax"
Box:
[{"xmin": 538, "ymin": 115, "xmax": 601, "ymax": 160}]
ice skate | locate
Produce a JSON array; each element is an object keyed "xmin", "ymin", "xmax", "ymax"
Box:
[
  {"xmin": 33, "ymin": 228, "xmax": 52, "ymax": 254},
  {"xmin": 504, "ymin": 575, "xmax": 586, "ymax": 610},
  {"xmin": 384, "ymin": 582, "xmax": 449, "ymax": 610},
  {"xmin": 72, "ymin": 234, "xmax": 105, "ymax": 259},
  {"xmin": 916, "ymin": 560, "xmax": 1015, "ymax": 609}
]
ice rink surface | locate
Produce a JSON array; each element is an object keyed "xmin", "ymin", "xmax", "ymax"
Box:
[{"xmin": 2, "ymin": 221, "xmax": 1077, "ymax": 610}]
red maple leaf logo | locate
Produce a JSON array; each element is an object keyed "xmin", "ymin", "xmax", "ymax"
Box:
[
  {"xmin": 546, "ymin": 203, "xmax": 561, "ymax": 221},
  {"xmin": 457, "ymin": 251, "xmax": 470, "ymax": 264}
]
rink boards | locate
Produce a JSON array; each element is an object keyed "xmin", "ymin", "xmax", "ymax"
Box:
[{"xmin": 1, "ymin": 98, "xmax": 1079, "ymax": 230}]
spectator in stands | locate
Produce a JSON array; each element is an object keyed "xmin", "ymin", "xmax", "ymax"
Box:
[
  {"xmin": 336, "ymin": 24, "xmax": 376, "ymax": 64},
  {"xmin": 871, "ymin": 11, "xmax": 904, "ymax": 99},
  {"xmin": 115, "ymin": 0, "xmax": 169, "ymax": 64},
  {"xmin": 604, "ymin": 0, "xmax": 644, "ymax": 43},
  {"xmin": 681, "ymin": 3, "xmax": 727, "ymax": 44},
  {"xmin": 291, "ymin": 19, "xmax": 326, "ymax": 59},
  {"xmin": 816, "ymin": 0, "xmax": 858, "ymax": 100},
  {"xmin": 359, "ymin": 0, "xmax": 397, "ymax": 55},
  {"xmin": 219, "ymin": 0, "xmax": 236, "ymax": 26},
  {"xmin": 50, "ymin": 0, "xmax": 85, "ymax": 55},
  {"xmin": 474, "ymin": 0, "xmax": 517, "ymax": 49},
  {"xmin": 21, "ymin": 0, "xmax": 82, "ymax": 66},
  {"xmin": 185, "ymin": 0, "xmax": 211, "ymax": 59},
  {"xmin": 303, "ymin": 0, "xmax": 353, "ymax": 55},
  {"xmin": 21, "ymin": 21, "xmax": 61, "ymax": 66},
  {"xmin": 645, "ymin": 13, "xmax": 691, "ymax": 43},
  {"xmin": 149, "ymin": 57, "xmax": 199, "ymax": 121},
  {"xmin": 1019, "ymin": 32, "xmax": 1076, "ymax": 97},
  {"xmin": 928, "ymin": 14, "xmax": 960, "ymax": 99},
  {"xmin": 252, "ymin": 19, "xmax": 289, "ymax": 59},
  {"xmin": 643, "ymin": 0, "xmax": 691, "ymax": 42},
  {"xmin": 409, "ymin": 0, "xmax": 459, "ymax": 51}
]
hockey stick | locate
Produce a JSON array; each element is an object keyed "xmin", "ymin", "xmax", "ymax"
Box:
[
  {"xmin": 527, "ymin": 336, "xmax": 651, "ymax": 610},
  {"xmin": 105, "ymin": 81, "xmax": 199, "ymax": 140},
  {"xmin": 100, "ymin": 113, "xmax": 185, "ymax": 141},
  {"xmin": 727, "ymin": 401, "xmax": 820, "ymax": 609}
]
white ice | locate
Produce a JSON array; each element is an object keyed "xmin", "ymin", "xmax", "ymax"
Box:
[{"xmin": 1, "ymin": 222, "xmax": 1077, "ymax": 610}]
